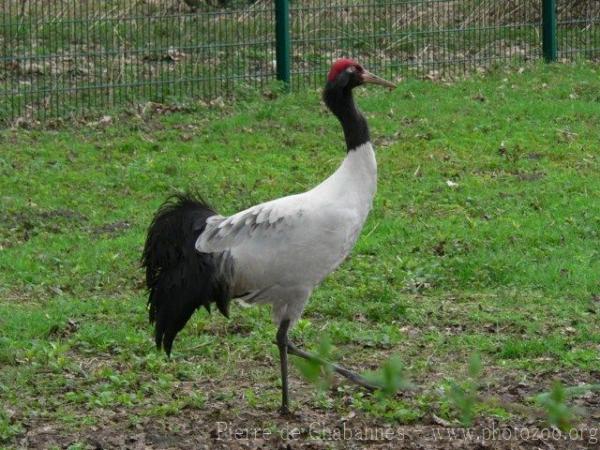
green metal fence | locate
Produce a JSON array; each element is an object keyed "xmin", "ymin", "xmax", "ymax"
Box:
[{"xmin": 1, "ymin": 0, "xmax": 598, "ymax": 124}]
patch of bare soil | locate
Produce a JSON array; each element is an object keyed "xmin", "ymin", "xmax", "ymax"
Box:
[
  {"xmin": 19, "ymin": 412, "xmax": 600, "ymax": 450},
  {"xmin": 91, "ymin": 221, "xmax": 131, "ymax": 236},
  {"xmin": 0, "ymin": 209, "xmax": 134, "ymax": 248},
  {"xmin": 0, "ymin": 208, "xmax": 88, "ymax": 244}
]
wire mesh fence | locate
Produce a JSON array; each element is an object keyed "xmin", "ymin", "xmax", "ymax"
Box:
[
  {"xmin": 291, "ymin": 0, "xmax": 544, "ymax": 90},
  {"xmin": 1, "ymin": 0, "xmax": 599, "ymax": 124},
  {"xmin": 0, "ymin": 0, "xmax": 276, "ymax": 123},
  {"xmin": 557, "ymin": 1, "xmax": 600, "ymax": 59}
]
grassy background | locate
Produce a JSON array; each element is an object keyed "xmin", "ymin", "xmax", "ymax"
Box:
[
  {"xmin": 2, "ymin": 0, "xmax": 599, "ymax": 122},
  {"xmin": 0, "ymin": 61, "xmax": 599, "ymax": 447}
]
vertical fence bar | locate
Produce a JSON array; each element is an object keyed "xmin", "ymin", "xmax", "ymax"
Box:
[
  {"xmin": 542, "ymin": 0, "xmax": 557, "ymax": 61},
  {"xmin": 275, "ymin": 0, "xmax": 290, "ymax": 85}
]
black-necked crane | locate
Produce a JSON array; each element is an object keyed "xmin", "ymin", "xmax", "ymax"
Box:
[{"xmin": 142, "ymin": 58, "xmax": 396, "ymax": 414}]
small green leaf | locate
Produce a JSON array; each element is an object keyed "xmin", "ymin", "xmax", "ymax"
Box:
[
  {"xmin": 365, "ymin": 355, "xmax": 410, "ymax": 396},
  {"xmin": 293, "ymin": 335, "xmax": 333, "ymax": 390},
  {"xmin": 468, "ymin": 353, "xmax": 482, "ymax": 378},
  {"xmin": 536, "ymin": 381, "xmax": 579, "ymax": 432}
]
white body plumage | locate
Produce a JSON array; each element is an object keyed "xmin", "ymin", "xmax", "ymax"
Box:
[{"xmin": 195, "ymin": 142, "xmax": 377, "ymax": 324}]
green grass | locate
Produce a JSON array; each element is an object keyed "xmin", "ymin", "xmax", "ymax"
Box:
[{"xmin": 1, "ymin": 61, "xmax": 599, "ymax": 446}]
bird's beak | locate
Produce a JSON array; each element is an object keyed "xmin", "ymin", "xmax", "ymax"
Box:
[{"xmin": 361, "ymin": 71, "xmax": 396, "ymax": 89}]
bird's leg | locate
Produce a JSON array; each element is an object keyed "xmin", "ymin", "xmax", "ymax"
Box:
[
  {"xmin": 286, "ymin": 341, "xmax": 381, "ymax": 392},
  {"xmin": 276, "ymin": 319, "xmax": 291, "ymax": 415}
]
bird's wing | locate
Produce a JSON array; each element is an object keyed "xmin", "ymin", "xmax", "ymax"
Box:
[{"xmin": 195, "ymin": 193, "xmax": 305, "ymax": 253}]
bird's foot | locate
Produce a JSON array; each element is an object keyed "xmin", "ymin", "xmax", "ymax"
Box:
[{"xmin": 278, "ymin": 405, "xmax": 294, "ymax": 417}]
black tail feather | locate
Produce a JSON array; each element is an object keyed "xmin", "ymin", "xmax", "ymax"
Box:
[{"xmin": 141, "ymin": 193, "xmax": 232, "ymax": 355}]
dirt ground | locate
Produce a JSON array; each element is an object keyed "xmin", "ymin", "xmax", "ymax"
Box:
[
  {"xmin": 18, "ymin": 413, "xmax": 600, "ymax": 449},
  {"xmin": 15, "ymin": 372, "xmax": 600, "ymax": 450}
]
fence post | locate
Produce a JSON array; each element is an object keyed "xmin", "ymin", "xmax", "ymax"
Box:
[
  {"xmin": 275, "ymin": 0, "xmax": 291, "ymax": 85},
  {"xmin": 542, "ymin": 0, "xmax": 557, "ymax": 62}
]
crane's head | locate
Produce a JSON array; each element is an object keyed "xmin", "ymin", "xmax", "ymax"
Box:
[{"xmin": 326, "ymin": 58, "xmax": 396, "ymax": 91}]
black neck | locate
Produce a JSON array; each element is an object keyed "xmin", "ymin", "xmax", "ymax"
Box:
[{"xmin": 323, "ymin": 83, "xmax": 370, "ymax": 152}]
